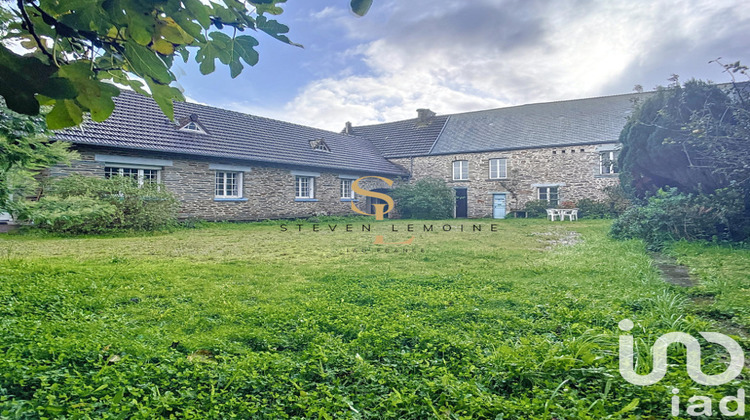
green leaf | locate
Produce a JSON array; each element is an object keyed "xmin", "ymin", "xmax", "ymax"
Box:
[
  {"xmin": 0, "ymin": 45, "xmax": 57, "ymax": 115},
  {"xmin": 184, "ymin": 0, "xmax": 212, "ymax": 29},
  {"xmin": 228, "ymin": 35, "xmax": 259, "ymax": 77},
  {"xmin": 47, "ymin": 99, "xmax": 84, "ymax": 129},
  {"xmin": 123, "ymin": 43, "xmax": 172, "ymax": 83},
  {"xmin": 256, "ymin": 16, "xmax": 302, "ymax": 47},
  {"xmin": 350, "ymin": 0, "xmax": 373, "ymax": 16},
  {"xmin": 195, "ymin": 32, "xmax": 232, "ymax": 75},
  {"xmin": 145, "ymin": 78, "xmax": 184, "ymax": 121},
  {"xmin": 56, "ymin": 62, "xmax": 120, "ymax": 122}
]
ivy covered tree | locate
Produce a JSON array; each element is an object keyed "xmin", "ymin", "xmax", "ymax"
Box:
[
  {"xmin": 0, "ymin": 0, "xmax": 373, "ymax": 129},
  {"xmin": 618, "ymin": 70, "xmax": 750, "ymax": 200}
]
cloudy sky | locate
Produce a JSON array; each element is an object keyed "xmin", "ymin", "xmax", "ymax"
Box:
[{"xmin": 173, "ymin": 0, "xmax": 749, "ymax": 131}]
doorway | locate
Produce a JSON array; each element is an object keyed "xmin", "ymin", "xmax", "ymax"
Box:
[{"xmin": 455, "ymin": 188, "xmax": 468, "ymax": 218}]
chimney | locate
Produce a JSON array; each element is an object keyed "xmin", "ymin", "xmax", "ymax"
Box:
[
  {"xmin": 416, "ymin": 108, "xmax": 436, "ymax": 124},
  {"xmin": 344, "ymin": 121, "xmax": 352, "ymax": 135}
]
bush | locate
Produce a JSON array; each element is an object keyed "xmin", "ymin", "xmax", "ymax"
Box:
[
  {"xmin": 576, "ymin": 199, "xmax": 611, "ymax": 219},
  {"xmin": 610, "ymin": 187, "xmax": 746, "ymax": 249},
  {"xmin": 522, "ymin": 200, "xmax": 552, "ymax": 218},
  {"xmin": 390, "ymin": 178, "xmax": 454, "ymax": 219},
  {"xmin": 25, "ymin": 175, "xmax": 179, "ymax": 234}
]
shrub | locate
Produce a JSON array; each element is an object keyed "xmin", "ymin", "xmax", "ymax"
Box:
[
  {"xmin": 25, "ymin": 175, "xmax": 179, "ymax": 234},
  {"xmin": 610, "ymin": 187, "xmax": 746, "ymax": 248},
  {"xmin": 522, "ymin": 200, "xmax": 552, "ymax": 218},
  {"xmin": 28, "ymin": 196, "xmax": 117, "ymax": 234},
  {"xmin": 390, "ymin": 178, "xmax": 454, "ymax": 219},
  {"xmin": 576, "ymin": 198, "xmax": 611, "ymax": 219}
]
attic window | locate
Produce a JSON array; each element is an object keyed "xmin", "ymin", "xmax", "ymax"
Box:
[
  {"xmin": 178, "ymin": 114, "xmax": 207, "ymax": 134},
  {"xmin": 310, "ymin": 139, "xmax": 331, "ymax": 152}
]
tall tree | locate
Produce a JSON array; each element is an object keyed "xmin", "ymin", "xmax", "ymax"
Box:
[
  {"xmin": 0, "ymin": 0, "xmax": 372, "ymax": 129},
  {"xmin": 618, "ymin": 75, "xmax": 750, "ymax": 201}
]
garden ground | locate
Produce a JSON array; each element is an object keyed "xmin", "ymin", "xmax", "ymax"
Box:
[{"xmin": 0, "ymin": 218, "xmax": 747, "ymax": 419}]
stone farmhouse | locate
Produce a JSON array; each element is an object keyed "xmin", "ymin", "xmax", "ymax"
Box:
[{"xmin": 49, "ymin": 89, "xmax": 647, "ymax": 220}]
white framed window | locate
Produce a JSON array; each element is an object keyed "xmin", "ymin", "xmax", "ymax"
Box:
[
  {"xmin": 453, "ymin": 160, "xmax": 469, "ymax": 180},
  {"xmin": 340, "ymin": 179, "xmax": 354, "ymax": 199},
  {"xmin": 296, "ymin": 176, "xmax": 315, "ymax": 199},
  {"xmin": 179, "ymin": 121, "xmax": 206, "ymax": 134},
  {"xmin": 489, "ymin": 158, "xmax": 507, "ymax": 179},
  {"xmin": 105, "ymin": 166, "xmax": 161, "ymax": 187},
  {"xmin": 215, "ymin": 171, "xmax": 242, "ymax": 198},
  {"xmin": 538, "ymin": 186, "xmax": 560, "ymax": 207},
  {"xmin": 599, "ymin": 151, "xmax": 619, "ymax": 175}
]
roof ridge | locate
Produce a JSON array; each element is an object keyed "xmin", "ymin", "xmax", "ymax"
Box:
[
  {"xmin": 349, "ymin": 90, "xmax": 652, "ymax": 128},
  {"xmin": 117, "ymin": 89, "xmax": 357, "ymax": 140}
]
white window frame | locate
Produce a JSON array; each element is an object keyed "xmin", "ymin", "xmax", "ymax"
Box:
[
  {"xmin": 104, "ymin": 166, "xmax": 161, "ymax": 187},
  {"xmin": 453, "ymin": 160, "xmax": 469, "ymax": 181},
  {"xmin": 538, "ymin": 186, "xmax": 560, "ymax": 206},
  {"xmin": 179, "ymin": 121, "xmax": 207, "ymax": 134},
  {"xmin": 489, "ymin": 158, "xmax": 508, "ymax": 179},
  {"xmin": 599, "ymin": 151, "xmax": 619, "ymax": 175},
  {"xmin": 296, "ymin": 176, "xmax": 315, "ymax": 199},
  {"xmin": 214, "ymin": 171, "xmax": 243, "ymax": 199},
  {"xmin": 340, "ymin": 178, "xmax": 355, "ymax": 199}
]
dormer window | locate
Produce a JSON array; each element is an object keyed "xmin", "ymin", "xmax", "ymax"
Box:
[
  {"xmin": 310, "ymin": 139, "xmax": 330, "ymax": 152},
  {"xmin": 178, "ymin": 114, "xmax": 207, "ymax": 134}
]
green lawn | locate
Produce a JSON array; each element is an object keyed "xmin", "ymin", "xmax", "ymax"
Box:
[{"xmin": 0, "ymin": 219, "xmax": 747, "ymax": 419}]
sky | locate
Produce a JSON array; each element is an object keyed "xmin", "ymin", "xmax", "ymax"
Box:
[{"xmin": 172, "ymin": 0, "xmax": 750, "ymax": 131}]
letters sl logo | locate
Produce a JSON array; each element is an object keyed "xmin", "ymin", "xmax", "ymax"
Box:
[
  {"xmin": 618, "ymin": 319, "xmax": 745, "ymax": 386},
  {"xmin": 349, "ymin": 176, "xmax": 413, "ymax": 245},
  {"xmin": 350, "ymin": 176, "xmax": 395, "ymax": 221}
]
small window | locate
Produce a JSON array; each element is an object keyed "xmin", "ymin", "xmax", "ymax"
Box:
[
  {"xmin": 489, "ymin": 158, "xmax": 507, "ymax": 179},
  {"xmin": 178, "ymin": 120, "xmax": 206, "ymax": 134},
  {"xmin": 105, "ymin": 166, "xmax": 160, "ymax": 187},
  {"xmin": 296, "ymin": 176, "xmax": 315, "ymax": 199},
  {"xmin": 453, "ymin": 160, "xmax": 469, "ymax": 181},
  {"xmin": 341, "ymin": 179, "xmax": 354, "ymax": 199},
  {"xmin": 215, "ymin": 171, "xmax": 242, "ymax": 198},
  {"xmin": 538, "ymin": 186, "xmax": 559, "ymax": 207},
  {"xmin": 600, "ymin": 151, "xmax": 619, "ymax": 174},
  {"xmin": 310, "ymin": 139, "xmax": 330, "ymax": 152}
]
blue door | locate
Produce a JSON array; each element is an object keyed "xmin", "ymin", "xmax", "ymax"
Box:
[{"xmin": 493, "ymin": 194, "xmax": 506, "ymax": 219}]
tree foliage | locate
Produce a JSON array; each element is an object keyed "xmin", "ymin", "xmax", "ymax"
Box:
[
  {"xmin": 0, "ymin": 99, "xmax": 73, "ymax": 215},
  {"xmin": 0, "ymin": 0, "xmax": 372, "ymax": 129},
  {"xmin": 618, "ymin": 75, "xmax": 750, "ymax": 199}
]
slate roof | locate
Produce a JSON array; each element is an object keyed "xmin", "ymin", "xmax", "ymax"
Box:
[
  {"xmin": 430, "ymin": 92, "xmax": 649, "ymax": 155},
  {"xmin": 345, "ymin": 115, "xmax": 449, "ymax": 158},
  {"xmin": 54, "ymin": 90, "xmax": 408, "ymax": 176},
  {"xmin": 347, "ymin": 92, "xmax": 650, "ymax": 157}
]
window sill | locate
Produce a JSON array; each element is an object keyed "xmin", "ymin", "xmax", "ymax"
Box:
[
  {"xmin": 451, "ymin": 179, "xmax": 470, "ymax": 182},
  {"xmin": 488, "ymin": 178, "xmax": 508, "ymax": 181},
  {"xmin": 595, "ymin": 174, "xmax": 619, "ymax": 178},
  {"xmin": 295, "ymin": 198, "xmax": 319, "ymax": 202},
  {"xmin": 340, "ymin": 198, "xmax": 359, "ymax": 202},
  {"xmin": 214, "ymin": 198, "xmax": 248, "ymax": 202}
]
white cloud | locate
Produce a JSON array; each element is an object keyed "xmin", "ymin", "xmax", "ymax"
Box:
[{"xmin": 281, "ymin": 0, "xmax": 750, "ymax": 130}]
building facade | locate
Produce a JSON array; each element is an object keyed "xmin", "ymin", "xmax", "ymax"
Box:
[{"xmin": 49, "ymin": 90, "xmax": 647, "ymax": 220}]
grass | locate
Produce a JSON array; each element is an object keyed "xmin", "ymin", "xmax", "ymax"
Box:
[
  {"xmin": 668, "ymin": 241, "xmax": 750, "ymax": 332},
  {"xmin": 0, "ymin": 218, "xmax": 747, "ymax": 419}
]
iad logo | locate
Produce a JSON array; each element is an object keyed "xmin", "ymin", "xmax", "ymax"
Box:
[{"xmin": 618, "ymin": 319, "xmax": 746, "ymax": 417}]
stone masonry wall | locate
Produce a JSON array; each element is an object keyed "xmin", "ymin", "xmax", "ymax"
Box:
[
  {"xmin": 389, "ymin": 144, "xmax": 619, "ymax": 218},
  {"xmin": 54, "ymin": 145, "xmax": 395, "ymax": 221}
]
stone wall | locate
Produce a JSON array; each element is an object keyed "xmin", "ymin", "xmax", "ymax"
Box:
[
  {"xmin": 389, "ymin": 144, "xmax": 619, "ymax": 218},
  {"xmin": 54, "ymin": 145, "xmax": 395, "ymax": 221}
]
